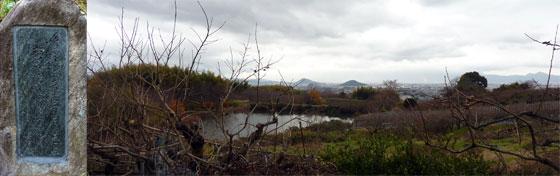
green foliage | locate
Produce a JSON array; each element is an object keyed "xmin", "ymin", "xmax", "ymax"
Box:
[
  {"xmin": 279, "ymin": 130, "xmax": 346, "ymax": 144},
  {"xmin": 320, "ymin": 134, "xmax": 491, "ymax": 175},
  {"xmin": 88, "ymin": 64, "xmax": 245, "ymax": 112},
  {"xmin": 457, "ymin": 71, "xmax": 488, "ymax": 92},
  {"xmin": 225, "ymin": 99, "xmax": 248, "ymax": 108},
  {"xmin": 0, "ymin": 0, "xmax": 86, "ymax": 21},
  {"xmin": 0, "ymin": 0, "xmax": 16, "ymax": 19},
  {"xmin": 494, "ymin": 81, "xmax": 534, "ymax": 92},
  {"xmin": 305, "ymin": 120, "xmax": 352, "ymax": 132},
  {"xmin": 351, "ymin": 86, "xmax": 376, "ymax": 100},
  {"xmin": 94, "ymin": 64, "xmax": 227, "ymax": 88},
  {"xmin": 278, "ymin": 121, "xmax": 354, "ymax": 144},
  {"xmin": 490, "ymin": 81, "xmax": 552, "ymax": 104},
  {"xmin": 75, "ymin": 0, "xmax": 86, "ymax": 13}
]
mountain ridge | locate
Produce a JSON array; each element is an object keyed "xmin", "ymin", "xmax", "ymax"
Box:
[{"xmin": 246, "ymin": 72, "xmax": 560, "ymax": 86}]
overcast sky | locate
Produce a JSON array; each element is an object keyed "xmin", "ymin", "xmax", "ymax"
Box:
[{"xmin": 88, "ymin": 0, "xmax": 560, "ymax": 83}]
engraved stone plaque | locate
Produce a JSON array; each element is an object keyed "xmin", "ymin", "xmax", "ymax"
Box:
[{"xmin": 13, "ymin": 26, "xmax": 68, "ymax": 161}]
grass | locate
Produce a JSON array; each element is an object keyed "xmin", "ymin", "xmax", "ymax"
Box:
[
  {"xmin": 256, "ymin": 120, "xmax": 559, "ymax": 174},
  {"xmin": 318, "ymin": 133, "xmax": 491, "ymax": 175}
]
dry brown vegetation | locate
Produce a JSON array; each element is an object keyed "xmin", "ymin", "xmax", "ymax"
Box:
[
  {"xmin": 86, "ymin": 2, "xmax": 559, "ymax": 175},
  {"xmin": 86, "ymin": 2, "xmax": 335, "ymax": 174},
  {"xmin": 353, "ymin": 26, "xmax": 560, "ymax": 173}
]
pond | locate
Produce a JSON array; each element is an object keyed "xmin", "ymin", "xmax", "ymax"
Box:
[{"xmin": 201, "ymin": 113, "xmax": 353, "ymax": 140}]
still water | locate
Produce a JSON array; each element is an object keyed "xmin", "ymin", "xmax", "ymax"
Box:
[{"xmin": 201, "ymin": 113, "xmax": 352, "ymax": 140}]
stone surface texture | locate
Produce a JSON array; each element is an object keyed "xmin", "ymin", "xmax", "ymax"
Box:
[
  {"xmin": 0, "ymin": 0, "xmax": 86, "ymax": 175},
  {"xmin": 14, "ymin": 26, "xmax": 68, "ymax": 159}
]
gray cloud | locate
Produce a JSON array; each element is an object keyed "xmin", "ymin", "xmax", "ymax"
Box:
[
  {"xmin": 418, "ymin": 0, "xmax": 458, "ymax": 6},
  {"xmin": 92, "ymin": 0, "xmax": 409, "ymax": 40},
  {"xmin": 89, "ymin": 0, "xmax": 560, "ymax": 83}
]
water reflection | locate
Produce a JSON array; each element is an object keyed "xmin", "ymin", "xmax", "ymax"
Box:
[{"xmin": 201, "ymin": 113, "xmax": 352, "ymax": 140}]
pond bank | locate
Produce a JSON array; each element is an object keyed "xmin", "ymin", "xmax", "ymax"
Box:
[{"xmin": 201, "ymin": 113, "xmax": 352, "ymax": 140}]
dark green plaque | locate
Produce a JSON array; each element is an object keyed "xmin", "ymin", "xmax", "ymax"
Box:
[{"xmin": 13, "ymin": 26, "xmax": 68, "ymax": 161}]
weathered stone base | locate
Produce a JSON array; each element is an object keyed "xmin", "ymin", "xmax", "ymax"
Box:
[{"xmin": 0, "ymin": 0, "xmax": 87, "ymax": 175}]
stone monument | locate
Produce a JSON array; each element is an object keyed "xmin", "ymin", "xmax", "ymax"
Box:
[{"xmin": 0, "ymin": 0, "xmax": 86, "ymax": 175}]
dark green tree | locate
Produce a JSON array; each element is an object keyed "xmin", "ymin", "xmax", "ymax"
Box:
[
  {"xmin": 403, "ymin": 98, "xmax": 417, "ymax": 110},
  {"xmin": 351, "ymin": 86, "xmax": 376, "ymax": 100},
  {"xmin": 456, "ymin": 71, "xmax": 487, "ymax": 92}
]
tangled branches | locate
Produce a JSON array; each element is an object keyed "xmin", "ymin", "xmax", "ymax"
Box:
[
  {"xmin": 421, "ymin": 27, "xmax": 560, "ymax": 172},
  {"xmin": 85, "ymin": 1, "xmax": 311, "ymax": 174}
]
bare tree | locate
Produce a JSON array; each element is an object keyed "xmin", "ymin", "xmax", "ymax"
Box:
[
  {"xmin": 86, "ymin": 2, "xmax": 302, "ymax": 175},
  {"xmin": 420, "ymin": 26, "xmax": 560, "ymax": 172}
]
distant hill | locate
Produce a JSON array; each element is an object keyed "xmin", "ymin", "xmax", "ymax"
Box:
[
  {"xmin": 340, "ymin": 80, "xmax": 367, "ymax": 87},
  {"xmin": 295, "ymin": 78, "xmax": 325, "ymax": 88},
  {"xmin": 247, "ymin": 78, "xmax": 331, "ymax": 89},
  {"xmin": 485, "ymin": 72, "xmax": 560, "ymax": 85},
  {"xmin": 247, "ymin": 78, "xmax": 378, "ymax": 92}
]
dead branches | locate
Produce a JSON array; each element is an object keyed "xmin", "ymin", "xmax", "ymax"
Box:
[
  {"xmin": 87, "ymin": 1, "xmax": 226, "ymax": 174},
  {"xmin": 423, "ymin": 83, "xmax": 559, "ymax": 172},
  {"xmin": 430, "ymin": 99, "xmax": 558, "ymax": 171},
  {"xmin": 524, "ymin": 25, "xmax": 559, "ymax": 113},
  {"xmin": 420, "ymin": 27, "xmax": 560, "ymax": 172},
  {"xmin": 86, "ymin": 0, "xmax": 296, "ymax": 174}
]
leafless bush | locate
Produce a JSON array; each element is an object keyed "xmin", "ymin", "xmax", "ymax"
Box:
[
  {"xmin": 355, "ymin": 26, "xmax": 560, "ymax": 173},
  {"xmin": 86, "ymin": 2, "xmax": 302, "ymax": 175},
  {"xmin": 418, "ymin": 27, "xmax": 560, "ymax": 172},
  {"xmin": 355, "ymin": 101, "xmax": 558, "ymax": 134}
]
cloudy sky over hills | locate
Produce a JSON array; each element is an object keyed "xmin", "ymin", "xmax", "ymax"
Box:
[{"xmin": 89, "ymin": 0, "xmax": 560, "ymax": 83}]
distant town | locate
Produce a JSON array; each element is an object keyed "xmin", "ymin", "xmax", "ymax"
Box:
[{"xmin": 249, "ymin": 72, "xmax": 560, "ymax": 100}]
